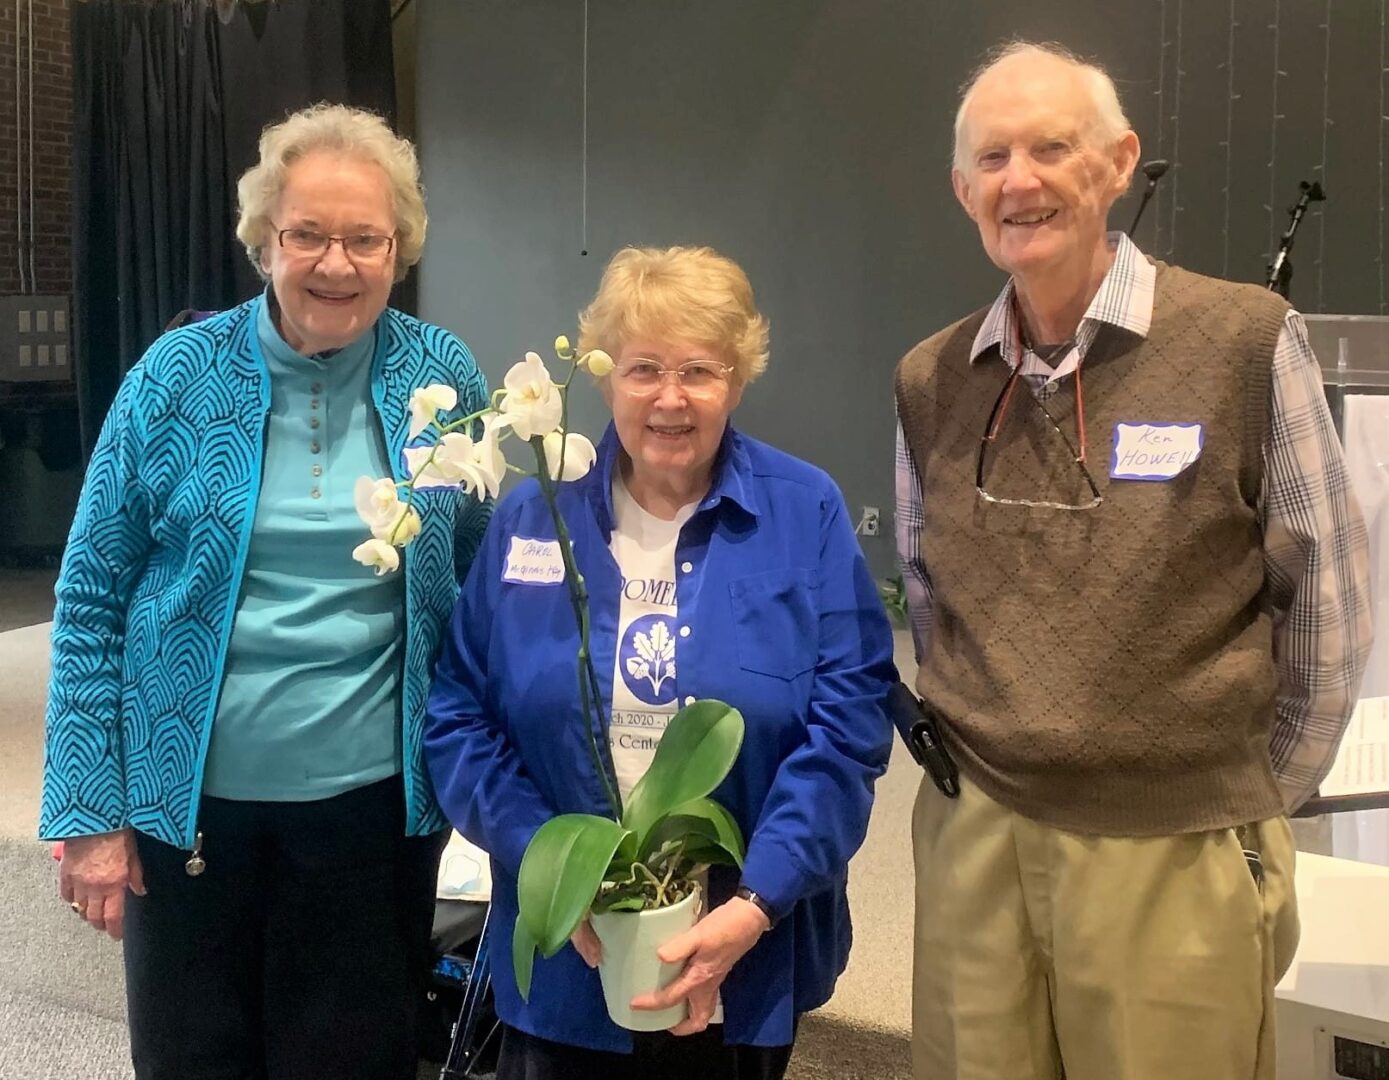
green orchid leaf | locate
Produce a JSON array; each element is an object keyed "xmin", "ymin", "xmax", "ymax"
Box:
[
  {"xmin": 680, "ymin": 839, "xmax": 745, "ymax": 868},
  {"xmin": 610, "ymin": 828, "xmax": 639, "ymax": 872},
  {"xmin": 517, "ymin": 814, "xmax": 631, "ymax": 958},
  {"xmin": 622, "ymin": 700, "xmax": 744, "ymax": 848},
  {"xmin": 513, "ymin": 916, "xmax": 537, "ymax": 1002},
  {"xmin": 639, "ymin": 797, "xmax": 746, "ymax": 868}
]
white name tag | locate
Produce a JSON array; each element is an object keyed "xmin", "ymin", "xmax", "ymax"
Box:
[
  {"xmin": 502, "ymin": 536, "xmax": 566, "ymax": 585},
  {"xmin": 1110, "ymin": 422, "xmax": 1205, "ymax": 481}
]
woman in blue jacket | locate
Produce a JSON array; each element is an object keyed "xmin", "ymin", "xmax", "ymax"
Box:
[
  {"xmin": 425, "ymin": 246, "xmax": 897, "ymax": 1079},
  {"xmin": 40, "ymin": 105, "xmax": 489, "ymax": 1080}
]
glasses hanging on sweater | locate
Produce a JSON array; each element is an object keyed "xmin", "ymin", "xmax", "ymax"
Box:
[{"xmin": 974, "ymin": 339, "xmax": 1104, "ymax": 512}]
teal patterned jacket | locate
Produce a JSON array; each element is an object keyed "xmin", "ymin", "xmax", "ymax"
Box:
[{"xmin": 40, "ymin": 296, "xmax": 491, "ymax": 849}]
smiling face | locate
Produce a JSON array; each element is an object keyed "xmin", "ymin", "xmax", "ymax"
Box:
[
  {"xmin": 260, "ymin": 149, "xmax": 398, "ymax": 355},
  {"xmin": 604, "ymin": 338, "xmax": 743, "ymax": 499},
  {"xmin": 952, "ymin": 53, "xmax": 1138, "ymax": 292}
]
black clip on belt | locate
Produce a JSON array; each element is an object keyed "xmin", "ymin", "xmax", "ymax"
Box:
[{"xmin": 887, "ymin": 683, "xmax": 960, "ymax": 799}]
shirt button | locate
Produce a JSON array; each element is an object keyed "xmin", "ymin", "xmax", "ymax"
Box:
[
  {"xmin": 309, "ymin": 417, "xmax": 320, "ymax": 429},
  {"xmin": 679, "ymin": 626, "xmax": 691, "ymax": 638},
  {"xmin": 310, "ymin": 487, "xmax": 322, "ymax": 499},
  {"xmin": 311, "ymin": 382, "xmax": 322, "ymax": 394},
  {"xmin": 311, "ymin": 465, "xmax": 323, "ymax": 477},
  {"xmin": 310, "ymin": 399, "xmax": 320, "ymax": 410},
  {"xmin": 683, "ymin": 696, "xmax": 696, "ymax": 707},
  {"xmin": 680, "ymin": 561, "xmax": 693, "ymax": 573},
  {"xmin": 310, "ymin": 442, "xmax": 321, "ymax": 454}
]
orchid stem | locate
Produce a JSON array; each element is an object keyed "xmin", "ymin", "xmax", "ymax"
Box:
[{"xmin": 530, "ymin": 435, "xmax": 623, "ymax": 822}]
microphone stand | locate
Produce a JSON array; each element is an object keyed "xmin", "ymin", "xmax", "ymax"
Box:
[
  {"xmin": 1127, "ymin": 159, "xmax": 1170, "ymax": 237},
  {"xmin": 1266, "ymin": 180, "xmax": 1326, "ymax": 299}
]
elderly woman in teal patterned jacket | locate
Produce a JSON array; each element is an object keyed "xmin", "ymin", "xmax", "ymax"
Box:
[{"xmin": 39, "ymin": 104, "xmax": 489, "ymax": 1080}]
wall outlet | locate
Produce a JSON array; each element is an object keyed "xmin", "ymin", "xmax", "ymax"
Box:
[{"xmin": 861, "ymin": 506, "xmax": 880, "ymax": 537}]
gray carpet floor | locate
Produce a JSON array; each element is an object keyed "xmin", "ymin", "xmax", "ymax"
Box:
[{"xmin": 0, "ymin": 840, "xmax": 131, "ymax": 1079}]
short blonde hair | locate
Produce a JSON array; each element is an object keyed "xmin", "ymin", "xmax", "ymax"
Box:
[
  {"xmin": 953, "ymin": 41, "xmax": 1131, "ymax": 173},
  {"xmin": 236, "ymin": 103, "xmax": 426, "ymax": 283},
  {"xmin": 577, "ymin": 246, "xmax": 769, "ymax": 385}
]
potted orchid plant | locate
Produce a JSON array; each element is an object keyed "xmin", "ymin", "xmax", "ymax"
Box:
[{"xmin": 352, "ymin": 338, "xmax": 747, "ymax": 1031}]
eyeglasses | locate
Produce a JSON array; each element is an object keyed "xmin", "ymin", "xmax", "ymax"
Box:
[
  {"xmin": 975, "ymin": 360, "xmax": 1103, "ymax": 511},
  {"xmin": 613, "ymin": 358, "xmax": 735, "ymax": 398},
  {"xmin": 274, "ymin": 226, "xmax": 396, "ymax": 261}
]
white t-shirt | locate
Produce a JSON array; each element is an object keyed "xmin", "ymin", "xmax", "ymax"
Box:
[
  {"xmin": 607, "ymin": 474, "xmax": 698, "ymax": 801},
  {"xmin": 607, "ymin": 476, "xmax": 724, "ymax": 1021}
]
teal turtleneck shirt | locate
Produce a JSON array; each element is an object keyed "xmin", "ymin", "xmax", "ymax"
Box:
[{"xmin": 202, "ymin": 296, "xmax": 405, "ymax": 801}]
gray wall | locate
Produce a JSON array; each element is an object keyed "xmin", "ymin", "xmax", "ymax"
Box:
[{"xmin": 415, "ymin": 0, "xmax": 1384, "ymax": 576}]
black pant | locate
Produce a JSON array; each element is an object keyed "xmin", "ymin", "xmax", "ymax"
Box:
[
  {"xmin": 495, "ymin": 1023, "xmax": 795, "ymax": 1080},
  {"xmin": 123, "ymin": 776, "xmax": 447, "ymax": 1080}
]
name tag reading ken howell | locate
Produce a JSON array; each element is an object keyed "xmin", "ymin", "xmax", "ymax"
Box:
[
  {"xmin": 502, "ymin": 536, "xmax": 566, "ymax": 585},
  {"xmin": 1110, "ymin": 422, "xmax": 1205, "ymax": 481}
]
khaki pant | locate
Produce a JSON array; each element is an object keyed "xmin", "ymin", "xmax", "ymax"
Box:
[{"xmin": 911, "ymin": 776, "xmax": 1299, "ymax": 1080}]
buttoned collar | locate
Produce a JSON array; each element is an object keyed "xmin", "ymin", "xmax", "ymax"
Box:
[
  {"xmin": 968, "ymin": 231, "xmax": 1155, "ymax": 369},
  {"xmin": 583, "ymin": 421, "xmax": 761, "ymax": 535}
]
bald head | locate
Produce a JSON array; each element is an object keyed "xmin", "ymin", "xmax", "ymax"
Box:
[{"xmin": 953, "ymin": 43, "xmax": 1131, "ymax": 174}]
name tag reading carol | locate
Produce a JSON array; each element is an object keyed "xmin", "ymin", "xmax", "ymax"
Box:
[
  {"xmin": 503, "ymin": 537, "xmax": 566, "ymax": 585},
  {"xmin": 1110, "ymin": 422, "xmax": 1204, "ymax": 481}
]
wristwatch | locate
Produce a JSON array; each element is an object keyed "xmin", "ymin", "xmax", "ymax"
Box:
[{"xmin": 734, "ymin": 885, "xmax": 780, "ymax": 929}]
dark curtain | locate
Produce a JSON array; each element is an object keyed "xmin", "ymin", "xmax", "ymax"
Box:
[
  {"xmin": 71, "ymin": 0, "xmax": 398, "ymax": 456},
  {"xmin": 216, "ymin": 0, "xmax": 397, "ymax": 301},
  {"xmin": 72, "ymin": 0, "xmax": 234, "ymax": 456}
]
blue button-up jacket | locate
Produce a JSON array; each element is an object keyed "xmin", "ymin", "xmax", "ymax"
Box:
[{"xmin": 424, "ymin": 424, "xmax": 896, "ymax": 1051}]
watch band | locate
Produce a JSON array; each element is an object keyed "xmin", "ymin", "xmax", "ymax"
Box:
[{"xmin": 735, "ymin": 885, "xmax": 780, "ymax": 929}]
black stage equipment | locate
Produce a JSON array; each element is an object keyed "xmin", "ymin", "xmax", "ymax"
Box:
[
  {"xmin": 1126, "ymin": 159, "xmax": 1170, "ymax": 237},
  {"xmin": 1266, "ymin": 179, "xmax": 1326, "ymax": 300}
]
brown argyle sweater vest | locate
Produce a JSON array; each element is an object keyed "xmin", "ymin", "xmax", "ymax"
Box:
[{"xmin": 896, "ymin": 261, "xmax": 1291, "ymax": 836}]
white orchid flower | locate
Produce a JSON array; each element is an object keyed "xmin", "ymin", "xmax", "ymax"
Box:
[
  {"xmin": 350, "ymin": 479, "xmax": 414, "ymax": 543},
  {"xmin": 466, "ymin": 410, "xmax": 511, "ymax": 499},
  {"xmin": 407, "ymin": 419, "xmax": 507, "ymax": 498},
  {"xmin": 355, "ymin": 476, "xmax": 405, "ymax": 531},
  {"xmin": 383, "ymin": 506, "xmax": 422, "ymax": 546},
  {"xmin": 541, "ymin": 430, "xmax": 597, "ymax": 482},
  {"xmin": 408, "ymin": 383, "xmax": 459, "ymax": 439},
  {"xmin": 579, "ymin": 349, "xmax": 614, "ymax": 377},
  {"xmin": 405, "ymin": 432, "xmax": 472, "ymax": 489},
  {"xmin": 499, "ymin": 352, "xmax": 564, "ymax": 441},
  {"xmin": 352, "ymin": 538, "xmax": 400, "ymax": 575},
  {"xmin": 401, "ymin": 413, "xmax": 508, "ymax": 500},
  {"xmin": 403, "ymin": 444, "xmax": 442, "ymax": 486}
]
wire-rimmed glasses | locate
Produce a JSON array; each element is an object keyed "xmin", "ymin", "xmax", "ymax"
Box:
[
  {"xmin": 612, "ymin": 358, "xmax": 736, "ymax": 399},
  {"xmin": 275, "ymin": 226, "xmax": 397, "ymax": 262},
  {"xmin": 975, "ymin": 361, "xmax": 1103, "ymax": 512}
]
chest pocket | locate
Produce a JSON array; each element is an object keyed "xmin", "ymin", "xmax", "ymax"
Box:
[{"xmin": 729, "ymin": 568, "xmax": 818, "ymax": 680}]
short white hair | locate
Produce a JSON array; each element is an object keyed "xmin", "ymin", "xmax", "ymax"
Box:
[
  {"xmin": 952, "ymin": 41, "xmax": 1131, "ymax": 173},
  {"xmin": 236, "ymin": 103, "xmax": 426, "ymax": 283},
  {"xmin": 578, "ymin": 246, "xmax": 770, "ymax": 385}
]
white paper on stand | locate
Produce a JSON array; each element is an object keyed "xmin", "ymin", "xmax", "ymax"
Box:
[
  {"xmin": 436, "ymin": 830, "xmax": 492, "ymax": 901},
  {"xmin": 1332, "ymin": 395, "xmax": 1389, "ymax": 866},
  {"xmin": 1320, "ymin": 697, "xmax": 1389, "ymax": 798}
]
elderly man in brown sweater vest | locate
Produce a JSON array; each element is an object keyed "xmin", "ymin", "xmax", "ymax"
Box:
[{"xmin": 894, "ymin": 41, "xmax": 1372, "ymax": 1080}]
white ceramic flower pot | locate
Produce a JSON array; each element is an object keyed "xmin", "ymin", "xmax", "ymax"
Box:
[{"xmin": 589, "ymin": 886, "xmax": 701, "ymax": 1031}]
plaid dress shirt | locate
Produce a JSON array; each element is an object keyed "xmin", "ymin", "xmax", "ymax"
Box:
[{"xmin": 894, "ymin": 233, "xmax": 1373, "ymax": 812}]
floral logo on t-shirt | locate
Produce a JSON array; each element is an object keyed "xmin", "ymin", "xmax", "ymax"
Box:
[{"xmin": 620, "ymin": 615, "xmax": 677, "ymax": 705}]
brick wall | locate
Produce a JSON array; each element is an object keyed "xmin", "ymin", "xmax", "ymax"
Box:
[{"xmin": 0, "ymin": 0, "xmax": 71, "ymax": 296}]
